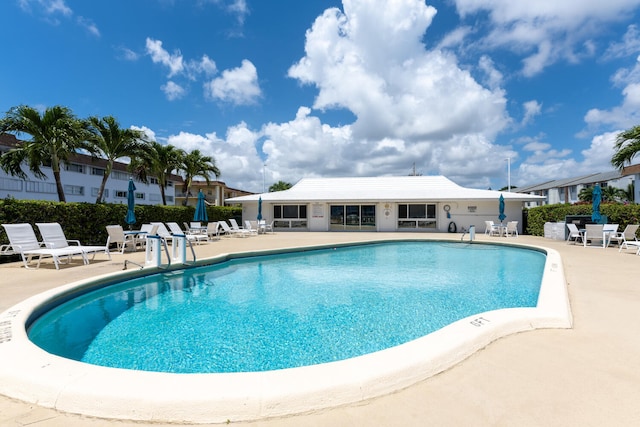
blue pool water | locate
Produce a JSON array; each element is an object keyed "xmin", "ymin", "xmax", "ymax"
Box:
[{"xmin": 28, "ymin": 241, "xmax": 545, "ymax": 373}]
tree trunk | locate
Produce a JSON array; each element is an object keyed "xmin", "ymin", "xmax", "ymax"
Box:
[{"xmin": 53, "ymin": 169, "xmax": 66, "ymax": 202}]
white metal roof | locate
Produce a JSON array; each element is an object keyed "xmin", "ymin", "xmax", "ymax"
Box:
[{"xmin": 228, "ymin": 176, "xmax": 545, "ymax": 203}]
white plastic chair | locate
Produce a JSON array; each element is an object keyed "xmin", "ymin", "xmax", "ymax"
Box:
[
  {"xmin": 583, "ymin": 224, "xmax": 605, "ymax": 248},
  {"xmin": 611, "ymin": 224, "xmax": 639, "ymax": 251},
  {"xmin": 505, "ymin": 221, "xmax": 518, "ymax": 237},
  {"xmin": 566, "ymin": 223, "xmax": 583, "ymax": 244},
  {"xmin": 106, "ymin": 225, "xmax": 140, "ymax": 254}
]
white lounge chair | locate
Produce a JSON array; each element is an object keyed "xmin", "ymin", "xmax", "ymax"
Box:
[
  {"xmin": 219, "ymin": 220, "xmax": 250, "ymax": 237},
  {"xmin": 244, "ymin": 220, "xmax": 259, "ymax": 235},
  {"xmin": 610, "ymin": 224, "xmax": 639, "ymax": 251},
  {"xmin": 166, "ymin": 222, "xmax": 209, "ymax": 244},
  {"xmin": 566, "ymin": 223, "xmax": 583, "ymax": 244},
  {"xmin": 602, "ymin": 224, "xmax": 619, "ymax": 248},
  {"xmin": 106, "ymin": 225, "xmax": 141, "ymax": 254},
  {"xmin": 2, "ymin": 223, "xmax": 88, "ymax": 269},
  {"xmin": 138, "ymin": 223, "xmax": 159, "ymax": 247},
  {"xmin": 583, "ymin": 224, "xmax": 605, "ymax": 248},
  {"xmin": 36, "ymin": 222, "xmax": 110, "ymax": 261}
]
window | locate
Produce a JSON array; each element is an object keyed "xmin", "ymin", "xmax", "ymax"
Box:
[
  {"xmin": 64, "ymin": 185, "xmax": 84, "ymax": 195},
  {"xmin": 91, "ymin": 188, "xmax": 109, "ymax": 198},
  {"xmin": 397, "ymin": 203, "xmax": 436, "ymax": 229},
  {"xmin": 135, "ymin": 192, "xmax": 145, "ymax": 200},
  {"xmin": 91, "ymin": 167, "xmax": 105, "ymax": 176},
  {"xmin": 65, "ymin": 163, "xmax": 85, "ymax": 173},
  {"xmin": 112, "ymin": 171, "xmax": 129, "ymax": 180},
  {"xmin": 25, "ymin": 181, "xmax": 56, "ymax": 194},
  {"xmin": 273, "ymin": 205, "xmax": 308, "ymax": 229},
  {"xmin": 114, "ymin": 190, "xmax": 127, "ymax": 199},
  {"xmin": 0, "ymin": 178, "xmax": 23, "ymax": 191},
  {"xmin": 150, "ymin": 177, "xmax": 159, "ymax": 185},
  {"xmin": 330, "ymin": 205, "xmax": 375, "ymax": 230}
]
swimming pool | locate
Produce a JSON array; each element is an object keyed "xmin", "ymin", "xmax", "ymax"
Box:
[
  {"xmin": 29, "ymin": 242, "xmax": 544, "ymax": 373},
  {"xmin": 0, "ymin": 239, "xmax": 572, "ymax": 423}
]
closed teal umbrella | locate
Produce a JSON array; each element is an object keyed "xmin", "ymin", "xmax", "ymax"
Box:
[
  {"xmin": 257, "ymin": 196, "xmax": 263, "ymax": 221},
  {"xmin": 498, "ymin": 194, "xmax": 506, "ymax": 223},
  {"xmin": 591, "ymin": 184, "xmax": 602, "ymax": 223},
  {"xmin": 194, "ymin": 190, "xmax": 208, "ymax": 222},
  {"xmin": 125, "ymin": 179, "xmax": 136, "ymax": 228}
]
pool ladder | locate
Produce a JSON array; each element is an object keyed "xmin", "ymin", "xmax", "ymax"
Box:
[
  {"xmin": 123, "ymin": 234, "xmax": 196, "ymax": 270},
  {"xmin": 460, "ymin": 225, "xmax": 476, "ymax": 242}
]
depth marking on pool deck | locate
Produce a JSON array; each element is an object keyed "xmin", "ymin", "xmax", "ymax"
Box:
[
  {"xmin": 469, "ymin": 316, "xmax": 491, "ymax": 327},
  {"xmin": 0, "ymin": 310, "xmax": 19, "ymax": 343}
]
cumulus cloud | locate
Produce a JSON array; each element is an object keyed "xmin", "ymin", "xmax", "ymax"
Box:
[
  {"xmin": 161, "ymin": 81, "xmax": 186, "ymax": 101},
  {"xmin": 204, "ymin": 59, "xmax": 261, "ymax": 105},
  {"xmin": 146, "ymin": 38, "xmax": 185, "ymax": 78},
  {"xmin": 522, "ymin": 100, "xmax": 542, "ymax": 126},
  {"xmin": 451, "ymin": 0, "xmax": 640, "ymax": 76}
]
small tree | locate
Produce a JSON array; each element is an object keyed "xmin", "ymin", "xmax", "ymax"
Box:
[{"xmin": 269, "ymin": 180, "xmax": 292, "ymax": 192}]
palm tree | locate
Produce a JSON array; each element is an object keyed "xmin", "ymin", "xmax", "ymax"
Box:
[
  {"xmin": 269, "ymin": 180, "xmax": 292, "ymax": 192},
  {"xmin": 612, "ymin": 125, "xmax": 640, "ymax": 170},
  {"xmin": 86, "ymin": 116, "xmax": 147, "ymax": 203},
  {"xmin": 601, "ymin": 185, "xmax": 627, "ymax": 203},
  {"xmin": 0, "ymin": 105, "xmax": 90, "ymax": 202},
  {"xmin": 131, "ymin": 141, "xmax": 184, "ymax": 205},
  {"xmin": 578, "ymin": 187, "xmax": 593, "ymax": 202},
  {"xmin": 180, "ymin": 150, "xmax": 220, "ymax": 206}
]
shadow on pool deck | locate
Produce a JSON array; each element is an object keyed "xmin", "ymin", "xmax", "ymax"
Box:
[{"xmin": 1, "ymin": 232, "xmax": 640, "ymax": 427}]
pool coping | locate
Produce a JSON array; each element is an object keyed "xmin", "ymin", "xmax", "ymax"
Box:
[{"xmin": 0, "ymin": 240, "xmax": 572, "ymax": 424}]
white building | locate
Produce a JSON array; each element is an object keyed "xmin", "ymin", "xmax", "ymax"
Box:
[
  {"xmin": 516, "ymin": 170, "xmax": 636, "ymax": 206},
  {"xmin": 227, "ymin": 176, "xmax": 544, "ymax": 233}
]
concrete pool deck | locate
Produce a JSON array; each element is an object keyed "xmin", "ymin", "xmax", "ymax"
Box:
[{"xmin": 1, "ymin": 232, "xmax": 639, "ymax": 426}]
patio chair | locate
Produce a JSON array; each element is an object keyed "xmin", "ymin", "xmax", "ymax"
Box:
[
  {"xmin": 219, "ymin": 220, "xmax": 250, "ymax": 237},
  {"xmin": 138, "ymin": 223, "xmax": 159, "ymax": 247},
  {"xmin": 206, "ymin": 221, "xmax": 220, "ymax": 240},
  {"xmin": 166, "ymin": 222, "xmax": 209, "ymax": 244},
  {"xmin": 36, "ymin": 222, "xmax": 110, "ymax": 261},
  {"xmin": 259, "ymin": 220, "xmax": 274, "ymax": 234},
  {"xmin": 106, "ymin": 225, "xmax": 140, "ymax": 254},
  {"xmin": 150, "ymin": 222, "xmax": 175, "ymax": 244},
  {"xmin": 244, "ymin": 220, "xmax": 259, "ymax": 235},
  {"xmin": 602, "ymin": 224, "xmax": 619, "ymax": 248},
  {"xmin": 2, "ymin": 223, "xmax": 88, "ymax": 269},
  {"xmin": 583, "ymin": 224, "xmax": 605, "ymax": 248},
  {"xmin": 505, "ymin": 221, "xmax": 518, "ymax": 237},
  {"xmin": 566, "ymin": 223, "xmax": 583, "ymax": 244},
  {"xmin": 484, "ymin": 220, "xmax": 501, "ymax": 236},
  {"xmin": 610, "ymin": 224, "xmax": 639, "ymax": 251}
]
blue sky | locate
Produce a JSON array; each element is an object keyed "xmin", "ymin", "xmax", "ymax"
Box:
[{"xmin": 2, "ymin": 0, "xmax": 640, "ymax": 193}]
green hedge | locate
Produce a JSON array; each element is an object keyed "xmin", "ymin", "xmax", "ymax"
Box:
[
  {"xmin": 0, "ymin": 198, "xmax": 241, "ymax": 246},
  {"xmin": 526, "ymin": 203, "xmax": 640, "ymax": 236}
]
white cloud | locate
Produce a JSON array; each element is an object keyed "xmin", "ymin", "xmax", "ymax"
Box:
[
  {"xmin": 522, "ymin": 100, "xmax": 542, "ymax": 126},
  {"xmin": 604, "ymin": 25, "xmax": 640, "ymax": 59},
  {"xmin": 77, "ymin": 16, "xmax": 99, "ymax": 37},
  {"xmin": 451, "ymin": 0, "xmax": 640, "ymax": 76},
  {"xmin": 145, "ymin": 38, "xmax": 184, "ymax": 78},
  {"xmin": 204, "ymin": 59, "xmax": 261, "ymax": 105},
  {"xmin": 161, "ymin": 81, "xmax": 186, "ymax": 101},
  {"xmin": 516, "ymin": 132, "xmax": 618, "ymax": 185}
]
